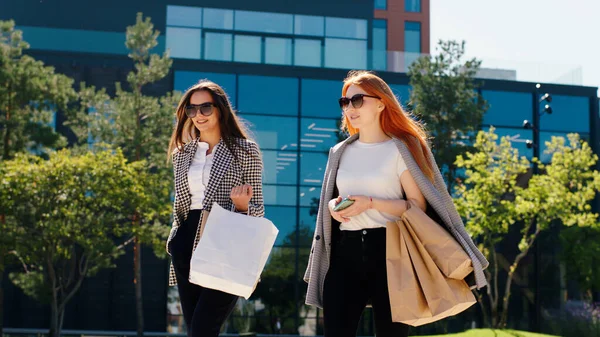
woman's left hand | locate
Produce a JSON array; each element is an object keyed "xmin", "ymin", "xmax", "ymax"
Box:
[
  {"xmin": 337, "ymin": 195, "xmax": 372, "ymax": 218},
  {"xmin": 231, "ymin": 184, "xmax": 253, "ymax": 212}
]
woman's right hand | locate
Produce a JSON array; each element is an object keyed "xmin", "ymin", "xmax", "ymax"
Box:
[{"xmin": 328, "ymin": 196, "xmax": 349, "ymax": 223}]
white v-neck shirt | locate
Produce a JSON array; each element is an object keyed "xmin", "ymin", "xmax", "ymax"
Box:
[
  {"xmin": 336, "ymin": 139, "xmax": 408, "ymax": 230},
  {"xmin": 188, "ymin": 142, "xmax": 216, "ymax": 210}
]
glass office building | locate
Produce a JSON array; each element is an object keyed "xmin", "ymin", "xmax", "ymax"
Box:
[{"xmin": 1, "ymin": 0, "xmax": 598, "ymax": 335}]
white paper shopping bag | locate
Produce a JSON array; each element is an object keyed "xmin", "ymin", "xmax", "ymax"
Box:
[{"xmin": 189, "ymin": 203, "xmax": 279, "ymax": 299}]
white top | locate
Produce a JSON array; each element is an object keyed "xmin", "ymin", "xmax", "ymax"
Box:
[
  {"xmin": 188, "ymin": 142, "xmax": 216, "ymax": 210},
  {"xmin": 336, "ymin": 139, "xmax": 408, "ymax": 231}
]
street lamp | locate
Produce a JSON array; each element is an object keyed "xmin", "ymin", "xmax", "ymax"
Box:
[{"xmin": 522, "ymin": 84, "xmax": 552, "ymax": 332}]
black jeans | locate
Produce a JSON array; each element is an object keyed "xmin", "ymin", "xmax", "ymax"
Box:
[
  {"xmin": 323, "ymin": 227, "xmax": 410, "ymax": 337},
  {"xmin": 170, "ymin": 209, "xmax": 238, "ymax": 337}
]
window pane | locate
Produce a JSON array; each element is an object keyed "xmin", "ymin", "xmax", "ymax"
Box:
[
  {"xmin": 265, "ymin": 37, "xmax": 292, "ymax": 65},
  {"xmin": 239, "ymin": 115, "xmax": 298, "ymax": 151},
  {"xmin": 294, "ymin": 39, "xmax": 321, "ymax": 67},
  {"xmin": 301, "ymin": 79, "xmax": 341, "ymax": 118},
  {"xmin": 238, "ymin": 75, "xmax": 299, "ymax": 116},
  {"xmin": 203, "ymin": 8, "xmax": 233, "ymax": 30},
  {"xmin": 167, "ymin": 5, "xmax": 202, "ymax": 27},
  {"xmin": 325, "ymin": 17, "xmax": 367, "ymax": 39},
  {"xmin": 264, "ymin": 185, "xmax": 297, "ymax": 206},
  {"xmin": 300, "ymin": 118, "xmax": 341, "ymax": 151},
  {"xmin": 300, "ymin": 186, "xmax": 321, "ymax": 207},
  {"xmin": 483, "ymin": 90, "xmax": 532, "ymax": 128},
  {"xmin": 405, "ymin": 0, "xmax": 421, "ymax": 12},
  {"xmin": 325, "ymin": 38, "xmax": 367, "ymax": 69},
  {"xmin": 375, "ymin": 0, "xmax": 387, "ymax": 10},
  {"xmin": 173, "ymin": 71, "xmax": 236, "ymax": 105},
  {"xmin": 262, "ymin": 150, "xmax": 298, "ymax": 184},
  {"xmin": 235, "ymin": 10, "xmax": 293, "ymax": 34},
  {"xmin": 405, "ymin": 21, "xmax": 421, "ymax": 53},
  {"xmin": 234, "ymin": 35, "xmax": 261, "ymax": 63},
  {"xmin": 166, "ymin": 27, "xmax": 201, "ymax": 59},
  {"xmin": 299, "ymin": 207, "xmax": 317, "ymax": 244},
  {"xmin": 372, "ymin": 19, "xmax": 387, "ymax": 71},
  {"xmin": 204, "ymin": 32, "xmax": 232, "ymax": 61},
  {"xmin": 539, "ymin": 95, "xmax": 589, "ymax": 133},
  {"xmin": 389, "ymin": 84, "xmax": 411, "ymax": 106},
  {"xmin": 264, "ymin": 208, "xmax": 297, "ymax": 246},
  {"xmin": 294, "ymin": 15, "xmax": 324, "ymax": 36},
  {"xmin": 300, "ymin": 152, "xmax": 328, "ymax": 186},
  {"xmin": 483, "ymin": 127, "xmax": 533, "ymax": 160},
  {"xmin": 540, "ymin": 132, "xmax": 589, "ymax": 163}
]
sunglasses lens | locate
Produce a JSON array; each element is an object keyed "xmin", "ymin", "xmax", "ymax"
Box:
[
  {"xmin": 351, "ymin": 95, "xmax": 364, "ymax": 109},
  {"xmin": 200, "ymin": 105, "xmax": 213, "ymax": 116},
  {"xmin": 185, "ymin": 107, "xmax": 197, "ymax": 118},
  {"xmin": 338, "ymin": 97, "xmax": 350, "ymax": 110}
]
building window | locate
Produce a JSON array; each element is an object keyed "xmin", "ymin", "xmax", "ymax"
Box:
[
  {"xmin": 166, "ymin": 5, "xmax": 202, "ymax": 27},
  {"xmin": 325, "ymin": 17, "xmax": 368, "ymax": 39},
  {"xmin": 202, "ymin": 8, "xmax": 233, "ymax": 30},
  {"xmin": 166, "ymin": 27, "xmax": 201, "ymax": 59},
  {"xmin": 482, "ymin": 90, "xmax": 532, "ymax": 128},
  {"xmin": 234, "ymin": 10, "xmax": 294, "ymax": 34},
  {"xmin": 234, "ymin": 35, "xmax": 262, "ymax": 63},
  {"xmin": 375, "ymin": 0, "xmax": 387, "ymax": 10},
  {"xmin": 294, "ymin": 39, "xmax": 321, "ymax": 67},
  {"xmin": 325, "ymin": 38, "xmax": 367, "ymax": 70},
  {"xmin": 238, "ymin": 75, "xmax": 299, "ymax": 116},
  {"xmin": 538, "ymin": 95, "xmax": 589, "ymax": 133},
  {"xmin": 404, "ymin": 21, "xmax": 421, "ymax": 67},
  {"xmin": 265, "ymin": 37, "xmax": 292, "ymax": 65},
  {"xmin": 373, "ymin": 19, "xmax": 387, "ymax": 71},
  {"xmin": 301, "ymin": 79, "xmax": 342, "ymax": 118},
  {"xmin": 294, "ymin": 15, "xmax": 324, "ymax": 36},
  {"xmin": 405, "ymin": 0, "xmax": 421, "ymax": 12},
  {"xmin": 204, "ymin": 32, "xmax": 232, "ymax": 61}
]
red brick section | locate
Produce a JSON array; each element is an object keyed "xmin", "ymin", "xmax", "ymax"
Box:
[{"xmin": 374, "ymin": 0, "xmax": 430, "ymax": 54}]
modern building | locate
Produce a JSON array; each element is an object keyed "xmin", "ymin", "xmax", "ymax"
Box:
[{"xmin": 1, "ymin": 0, "xmax": 598, "ymax": 335}]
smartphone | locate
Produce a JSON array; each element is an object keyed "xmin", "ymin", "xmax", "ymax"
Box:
[{"xmin": 333, "ymin": 197, "xmax": 355, "ymax": 212}]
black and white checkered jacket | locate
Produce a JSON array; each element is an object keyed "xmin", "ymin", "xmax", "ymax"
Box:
[{"xmin": 166, "ymin": 137, "xmax": 265, "ymax": 286}]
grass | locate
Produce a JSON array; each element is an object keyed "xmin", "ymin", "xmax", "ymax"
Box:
[{"xmin": 425, "ymin": 329, "xmax": 560, "ymax": 337}]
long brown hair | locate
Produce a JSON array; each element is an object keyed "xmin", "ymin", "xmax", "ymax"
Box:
[
  {"xmin": 168, "ymin": 80, "xmax": 252, "ymax": 160},
  {"xmin": 341, "ymin": 70, "xmax": 434, "ymax": 181}
]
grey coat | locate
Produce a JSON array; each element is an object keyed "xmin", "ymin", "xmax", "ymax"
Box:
[{"xmin": 303, "ymin": 134, "xmax": 489, "ymax": 308}]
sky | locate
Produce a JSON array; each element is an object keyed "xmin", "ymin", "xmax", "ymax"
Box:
[{"xmin": 430, "ymin": 0, "xmax": 599, "ymax": 91}]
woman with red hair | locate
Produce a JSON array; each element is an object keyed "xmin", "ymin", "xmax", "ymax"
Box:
[{"xmin": 303, "ymin": 71, "xmax": 488, "ymax": 337}]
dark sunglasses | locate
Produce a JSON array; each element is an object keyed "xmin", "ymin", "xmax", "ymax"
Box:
[
  {"xmin": 185, "ymin": 103, "xmax": 215, "ymax": 118},
  {"xmin": 338, "ymin": 94, "xmax": 380, "ymax": 110}
]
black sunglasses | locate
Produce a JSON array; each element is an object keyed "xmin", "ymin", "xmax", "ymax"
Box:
[
  {"xmin": 338, "ymin": 94, "xmax": 380, "ymax": 110},
  {"xmin": 185, "ymin": 103, "xmax": 215, "ymax": 118}
]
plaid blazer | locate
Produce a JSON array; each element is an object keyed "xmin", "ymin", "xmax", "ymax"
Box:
[
  {"xmin": 167, "ymin": 137, "xmax": 265, "ymax": 286},
  {"xmin": 303, "ymin": 134, "xmax": 489, "ymax": 308}
]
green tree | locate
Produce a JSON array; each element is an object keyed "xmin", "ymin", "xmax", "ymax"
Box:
[
  {"xmin": 66, "ymin": 13, "xmax": 179, "ymax": 337},
  {"xmin": 454, "ymin": 128, "xmax": 600, "ymax": 328},
  {"xmin": 408, "ymin": 40, "xmax": 488, "ymax": 191},
  {"xmin": 0, "ymin": 20, "xmax": 77, "ymax": 160},
  {"xmin": 0, "ymin": 149, "xmax": 152, "ymax": 337},
  {"xmin": 0, "ymin": 20, "xmax": 77, "ymax": 335}
]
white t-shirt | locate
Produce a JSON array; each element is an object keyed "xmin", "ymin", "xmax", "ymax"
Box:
[
  {"xmin": 336, "ymin": 139, "xmax": 408, "ymax": 231},
  {"xmin": 188, "ymin": 142, "xmax": 216, "ymax": 210}
]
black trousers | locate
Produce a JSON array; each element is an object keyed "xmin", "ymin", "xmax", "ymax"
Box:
[
  {"xmin": 170, "ymin": 209, "xmax": 238, "ymax": 337},
  {"xmin": 323, "ymin": 227, "xmax": 410, "ymax": 337}
]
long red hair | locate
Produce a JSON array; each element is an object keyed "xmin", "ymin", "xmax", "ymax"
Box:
[{"xmin": 341, "ymin": 70, "xmax": 435, "ymax": 182}]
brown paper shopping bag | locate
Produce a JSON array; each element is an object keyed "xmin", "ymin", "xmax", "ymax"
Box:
[
  {"xmin": 402, "ymin": 202, "xmax": 473, "ymax": 280},
  {"xmin": 386, "ymin": 215, "xmax": 476, "ymax": 326}
]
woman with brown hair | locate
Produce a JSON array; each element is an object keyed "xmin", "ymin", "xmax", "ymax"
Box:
[
  {"xmin": 166, "ymin": 80, "xmax": 264, "ymax": 337},
  {"xmin": 304, "ymin": 71, "xmax": 488, "ymax": 336}
]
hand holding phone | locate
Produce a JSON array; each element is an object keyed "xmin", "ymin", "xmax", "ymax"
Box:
[{"xmin": 333, "ymin": 197, "xmax": 355, "ymax": 212}]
